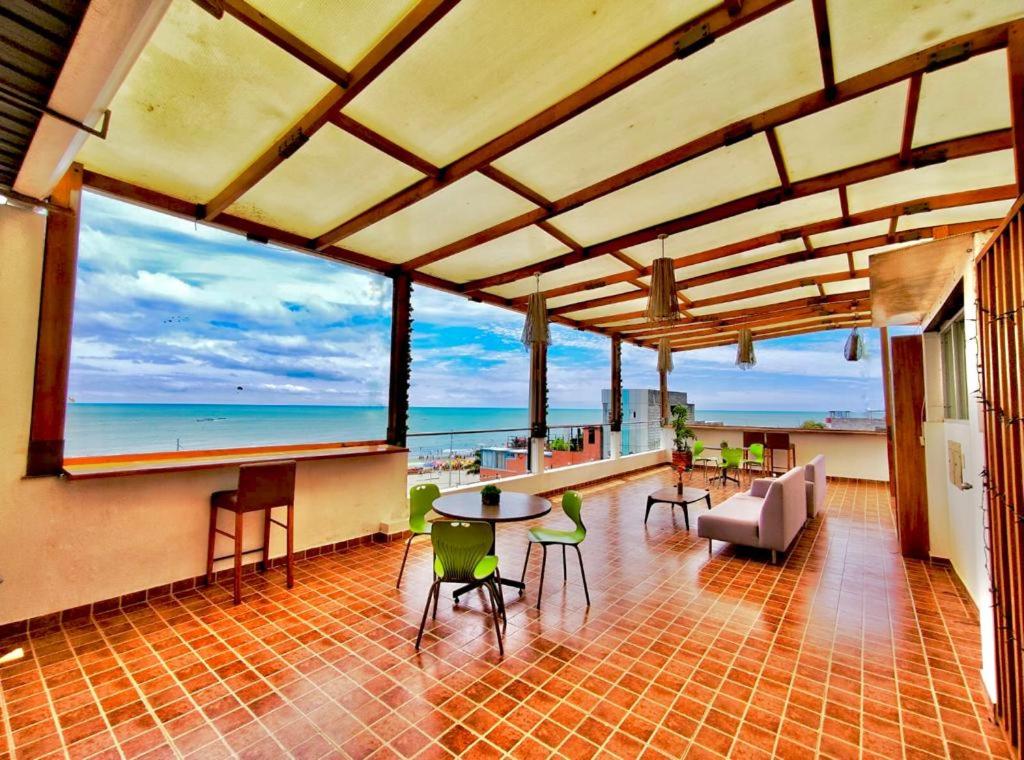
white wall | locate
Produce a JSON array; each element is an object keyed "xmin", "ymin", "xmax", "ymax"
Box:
[
  {"xmin": 689, "ymin": 425, "xmax": 889, "ymax": 481},
  {"xmin": 920, "ymin": 248, "xmax": 996, "ymax": 701},
  {"xmin": 0, "ymin": 204, "xmax": 409, "ymax": 625}
]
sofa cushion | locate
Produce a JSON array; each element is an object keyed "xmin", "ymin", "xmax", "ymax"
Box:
[{"xmin": 697, "ymin": 494, "xmax": 762, "ymax": 546}]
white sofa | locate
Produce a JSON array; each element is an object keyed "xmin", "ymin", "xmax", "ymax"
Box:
[
  {"xmin": 697, "ymin": 466, "xmax": 807, "ymax": 564},
  {"xmin": 804, "ymin": 454, "xmax": 826, "ymax": 518}
]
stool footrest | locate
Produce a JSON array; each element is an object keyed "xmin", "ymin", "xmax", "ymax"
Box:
[
  {"xmin": 214, "ymin": 528, "xmax": 234, "ymax": 539},
  {"xmin": 213, "ymin": 546, "xmax": 266, "ymax": 562},
  {"xmin": 268, "ymin": 518, "xmax": 288, "ymax": 529}
]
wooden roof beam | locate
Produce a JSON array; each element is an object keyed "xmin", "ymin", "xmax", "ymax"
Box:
[
  {"xmin": 202, "ymin": 0, "xmax": 460, "ymax": 220},
  {"xmin": 399, "ymin": 22, "xmax": 1015, "ymax": 272},
  {"xmin": 669, "ymin": 316, "xmax": 873, "ymax": 351},
  {"xmin": 311, "ymin": 0, "xmax": 792, "ymax": 248},
  {"xmin": 899, "ymin": 74, "xmax": 922, "ymax": 165},
  {"xmin": 636, "ymin": 305, "xmax": 871, "ymax": 346},
  {"xmin": 765, "ymin": 127, "xmax": 791, "ymax": 192},
  {"xmin": 329, "ymin": 113, "xmax": 439, "ymax": 177},
  {"xmin": 218, "ymin": 0, "xmax": 351, "ymax": 87},
  {"xmin": 1009, "ymin": 22, "xmax": 1024, "ymax": 192},
  {"xmin": 810, "ymin": 0, "xmax": 835, "ymax": 98},
  {"xmin": 462, "ymin": 129, "xmax": 1010, "ymax": 292}
]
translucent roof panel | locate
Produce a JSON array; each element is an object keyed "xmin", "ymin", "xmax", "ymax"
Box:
[
  {"xmin": 895, "ymin": 199, "xmax": 1012, "ymax": 232},
  {"xmin": 548, "ymin": 282, "xmax": 639, "ymax": 310},
  {"xmin": 563, "ymin": 297, "xmax": 647, "ymax": 322},
  {"xmin": 808, "ymin": 220, "xmax": 890, "ymax": 248},
  {"xmin": 852, "ymin": 239, "xmax": 934, "ymax": 270},
  {"xmin": 548, "ymin": 136, "xmax": 780, "ymax": 247},
  {"xmin": 822, "ymin": 277, "xmax": 871, "ymax": 296},
  {"xmin": 76, "ymin": 1, "xmax": 332, "ymax": 203},
  {"xmin": 688, "ymin": 286, "xmax": 820, "ymax": 316},
  {"xmin": 485, "ymin": 256, "xmax": 633, "ymax": 300},
  {"xmin": 683, "ymin": 256, "xmax": 848, "ymax": 303},
  {"xmin": 245, "ymin": 0, "xmax": 418, "ymax": 71},
  {"xmin": 827, "ymin": 0, "xmax": 1024, "ymax": 81},
  {"xmin": 419, "ymin": 225, "xmax": 569, "ymax": 283},
  {"xmin": 775, "ymin": 83, "xmax": 906, "ymax": 181},
  {"xmin": 226, "ymin": 126, "xmax": 423, "ymax": 238},
  {"xmin": 845, "ymin": 151, "xmax": 1015, "ymax": 214},
  {"xmin": 676, "ymin": 239, "xmax": 808, "ymax": 283},
  {"xmin": 622, "ymin": 191, "xmax": 842, "ymax": 266},
  {"xmin": 912, "ymin": 52, "xmax": 1011, "ymax": 148},
  {"xmin": 343, "ymin": 0, "xmax": 718, "ymax": 166},
  {"xmin": 343, "ymin": 172, "xmax": 538, "ymax": 264},
  {"xmin": 491, "ymin": 0, "xmax": 822, "ymax": 199}
]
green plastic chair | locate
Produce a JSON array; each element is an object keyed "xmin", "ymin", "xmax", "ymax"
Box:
[
  {"xmin": 742, "ymin": 443, "xmax": 765, "ymax": 480},
  {"xmin": 397, "ymin": 484, "xmax": 439, "ymax": 588},
  {"xmin": 693, "ymin": 440, "xmax": 715, "ymax": 482},
  {"xmin": 415, "ymin": 521, "xmax": 505, "ymax": 654},
  {"xmin": 713, "ymin": 447, "xmax": 743, "ymax": 486},
  {"xmin": 518, "ymin": 491, "xmax": 590, "ymax": 610}
]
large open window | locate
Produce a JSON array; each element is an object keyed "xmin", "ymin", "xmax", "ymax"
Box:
[
  {"xmin": 940, "ymin": 313, "xmax": 969, "ymax": 420},
  {"xmin": 66, "ymin": 192, "xmax": 392, "ymax": 456}
]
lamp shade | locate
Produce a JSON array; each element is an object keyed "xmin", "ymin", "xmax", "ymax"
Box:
[
  {"xmin": 646, "ymin": 236, "xmax": 680, "ymax": 322},
  {"xmin": 736, "ymin": 329, "xmax": 756, "ymax": 370},
  {"xmin": 844, "ymin": 327, "xmax": 865, "ymax": 361},
  {"xmin": 657, "ymin": 336, "xmax": 674, "ymax": 373},
  {"xmin": 520, "ymin": 288, "xmax": 549, "ymax": 347}
]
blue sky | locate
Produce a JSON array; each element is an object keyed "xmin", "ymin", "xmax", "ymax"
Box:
[{"xmin": 69, "ymin": 192, "xmax": 884, "ymax": 413}]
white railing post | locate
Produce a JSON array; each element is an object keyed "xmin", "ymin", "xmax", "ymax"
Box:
[
  {"xmin": 530, "ymin": 437, "xmax": 546, "ymax": 474},
  {"xmin": 609, "ymin": 430, "xmax": 622, "ymax": 460}
]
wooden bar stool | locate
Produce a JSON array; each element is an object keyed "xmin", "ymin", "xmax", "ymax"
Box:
[
  {"xmin": 765, "ymin": 432, "xmax": 793, "ymax": 475},
  {"xmin": 206, "ymin": 460, "xmax": 296, "ymax": 605}
]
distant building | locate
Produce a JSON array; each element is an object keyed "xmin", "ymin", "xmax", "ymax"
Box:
[
  {"xmin": 601, "ymin": 389, "xmax": 695, "ymax": 457},
  {"xmin": 478, "ymin": 426, "xmax": 604, "ymax": 479}
]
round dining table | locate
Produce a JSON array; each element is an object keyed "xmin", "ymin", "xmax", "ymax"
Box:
[{"xmin": 432, "ymin": 490, "xmax": 551, "ymax": 601}]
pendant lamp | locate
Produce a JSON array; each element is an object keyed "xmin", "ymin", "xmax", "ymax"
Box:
[
  {"xmin": 521, "ymin": 273, "xmax": 549, "ymax": 347},
  {"xmin": 657, "ymin": 336, "xmax": 674, "ymax": 373},
  {"xmin": 844, "ymin": 326, "xmax": 865, "ymax": 361},
  {"xmin": 736, "ymin": 328, "xmax": 756, "ymax": 370},
  {"xmin": 646, "ymin": 234, "xmax": 680, "ymax": 322}
]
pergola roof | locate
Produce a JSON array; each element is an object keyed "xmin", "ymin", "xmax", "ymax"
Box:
[{"xmin": 70, "ymin": 0, "xmax": 1024, "ymax": 350}]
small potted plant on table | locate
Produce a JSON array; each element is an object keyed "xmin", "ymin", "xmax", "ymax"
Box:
[
  {"xmin": 671, "ymin": 404, "xmax": 695, "ymax": 472},
  {"xmin": 481, "ymin": 484, "xmax": 501, "ymax": 506}
]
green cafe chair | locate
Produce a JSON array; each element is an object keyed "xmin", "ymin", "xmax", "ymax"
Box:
[
  {"xmin": 693, "ymin": 440, "xmax": 715, "ymax": 482},
  {"xmin": 742, "ymin": 442, "xmax": 765, "ymax": 481},
  {"xmin": 415, "ymin": 521, "xmax": 505, "ymax": 655},
  {"xmin": 397, "ymin": 483, "xmax": 439, "ymax": 588},
  {"xmin": 519, "ymin": 490, "xmax": 590, "ymax": 610},
  {"xmin": 713, "ymin": 447, "xmax": 743, "ymax": 487}
]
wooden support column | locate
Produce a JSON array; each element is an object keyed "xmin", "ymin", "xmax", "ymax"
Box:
[
  {"xmin": 1009, "ymin": 23, "xmax": 1024, "ymax": 192},
  {"xmin": 659, "ymin": 367, "xmax": 669, "ymax": 427},
  {"xmin": 890, "ymin": 334, "xmax": 929, "ymax": 559},
  {"xmin": 610, "ymin": 336, "xmax": 622, "ymax": 432},
  {"xmin": 529, "ymin": 342, "xmax": 547, "ymax": 439},
  {"xmin": 386, "ymin": 271, "xmax": 412, "ymax": 447},
  {"xmin": 879, "ymin": 327, "xmax": 897, "ymax": 496},
  {"xmin": 27, "ymin": 163, "xmax": 82, "ymax": 477}
]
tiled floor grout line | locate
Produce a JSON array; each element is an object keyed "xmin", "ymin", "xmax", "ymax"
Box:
[
  {"xmin": 0, "ymin": 655, "xmax": 16, "ymax": 759},
  {"xmin": 27, "ymin": 626, "xmax": 72, "ymax": 759},
  {"xmin": 57, "ymin": 623, "xmax": 129, "ymax": 759}
]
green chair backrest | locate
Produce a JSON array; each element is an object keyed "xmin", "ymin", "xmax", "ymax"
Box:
[
  {"xmin": 431, "ymin": 521, "xmax": 493, "ymax": 582},
  {"xmin": 409, "ymin": 483, "xmax": 440, "ymax": 533},
  {"xmin": 721, "ymin": 447, "xmax": 743, "ymax": 467},
  {"xmin": 747, "ymin": 443, "xmax": 764, "ymax": 463},
  {"xmin": 693, "ymin": 440, "xmax": 705, "ymax": 458},
  {"xmin": 562, "ymin": 490, "xmax": 586, "ymax": 541}
]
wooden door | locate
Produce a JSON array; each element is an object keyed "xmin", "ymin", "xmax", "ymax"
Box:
[{"xmin": 890, "ymin": 335, "xmax": 929, "ymax": 559}]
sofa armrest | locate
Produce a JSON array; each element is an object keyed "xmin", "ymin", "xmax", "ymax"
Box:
[{"xmin": 749, "ymin": 478, "xmax": 774, "ymax": 498}]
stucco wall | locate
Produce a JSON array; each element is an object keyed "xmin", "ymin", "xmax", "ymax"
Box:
[{"xmin": 0, "ymin": 204, "xmax": 409, "ymax": 625}]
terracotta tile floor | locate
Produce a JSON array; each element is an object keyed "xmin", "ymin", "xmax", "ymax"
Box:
[{"xmin": 0, "ymin": 468, "xmax": 1012, "ymax": 759}]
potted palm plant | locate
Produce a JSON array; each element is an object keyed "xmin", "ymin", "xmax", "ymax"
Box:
[
  {"xmin": 481, "ymin": 484, "xmax": 501, "ymax": 506},
  {"xmin": 671, "ymin": 404, "xmax": 695, "ymax": 471}
]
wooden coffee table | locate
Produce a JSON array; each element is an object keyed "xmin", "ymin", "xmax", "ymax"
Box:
[{"xmin": 645, "ymin": 486, "xmax": 712, "ymax": 529}]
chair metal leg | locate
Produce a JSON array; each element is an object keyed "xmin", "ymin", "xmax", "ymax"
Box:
[
  {"xmin": 233, "ymin": 510, "xmax": 243, "ymax": 605},
  {"xmin": 205, "ymin": 504, "xmax": 217, "ymax": 586},
  {"xmin": 771, "ymin": 550, "xmax": 778, "ymax": 565},
  {"xmin": 536, "ymin": 545, "xmax": 548, "ymax": 610},
  {"xmin": 493, "ymin": 568, "xmax": 506, "ymax": 628},
  {"xmin": 574, "ymin": 545, "xmax": 590, "ymax": 607},
  {"xmin": 415, "ymin": 580, "xmax": 439, "ymax": 650},
  {"xmin": 484, "ymin": 580, "xmax": 504, "ymax": 657},
  {"xmin": 519, "ymin": 541, "xmax": 532, "ymax": 593},
  {"xmin": 431, "ymin": 578, "xmax": 441, "ymax": 619},
  {"xmin": 562, "ymin": 545, "xmax": 567, "ymax": 582},
  {"xmin": 396, "ymin": 534, "xmax": 414, "ymax": 588},
  {"xmin": 708, "ymin": 538, "xmax": 712, "ymax": 556}
]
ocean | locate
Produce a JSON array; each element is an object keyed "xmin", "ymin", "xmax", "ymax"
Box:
[{"xmin": 64, "ymin": 404, "xmax": 831, "ymax": 458}]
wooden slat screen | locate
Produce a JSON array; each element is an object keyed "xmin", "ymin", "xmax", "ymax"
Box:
[{"xmin": 976, "ymin": 194, "xmax": 1024, "ymax": 756}]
